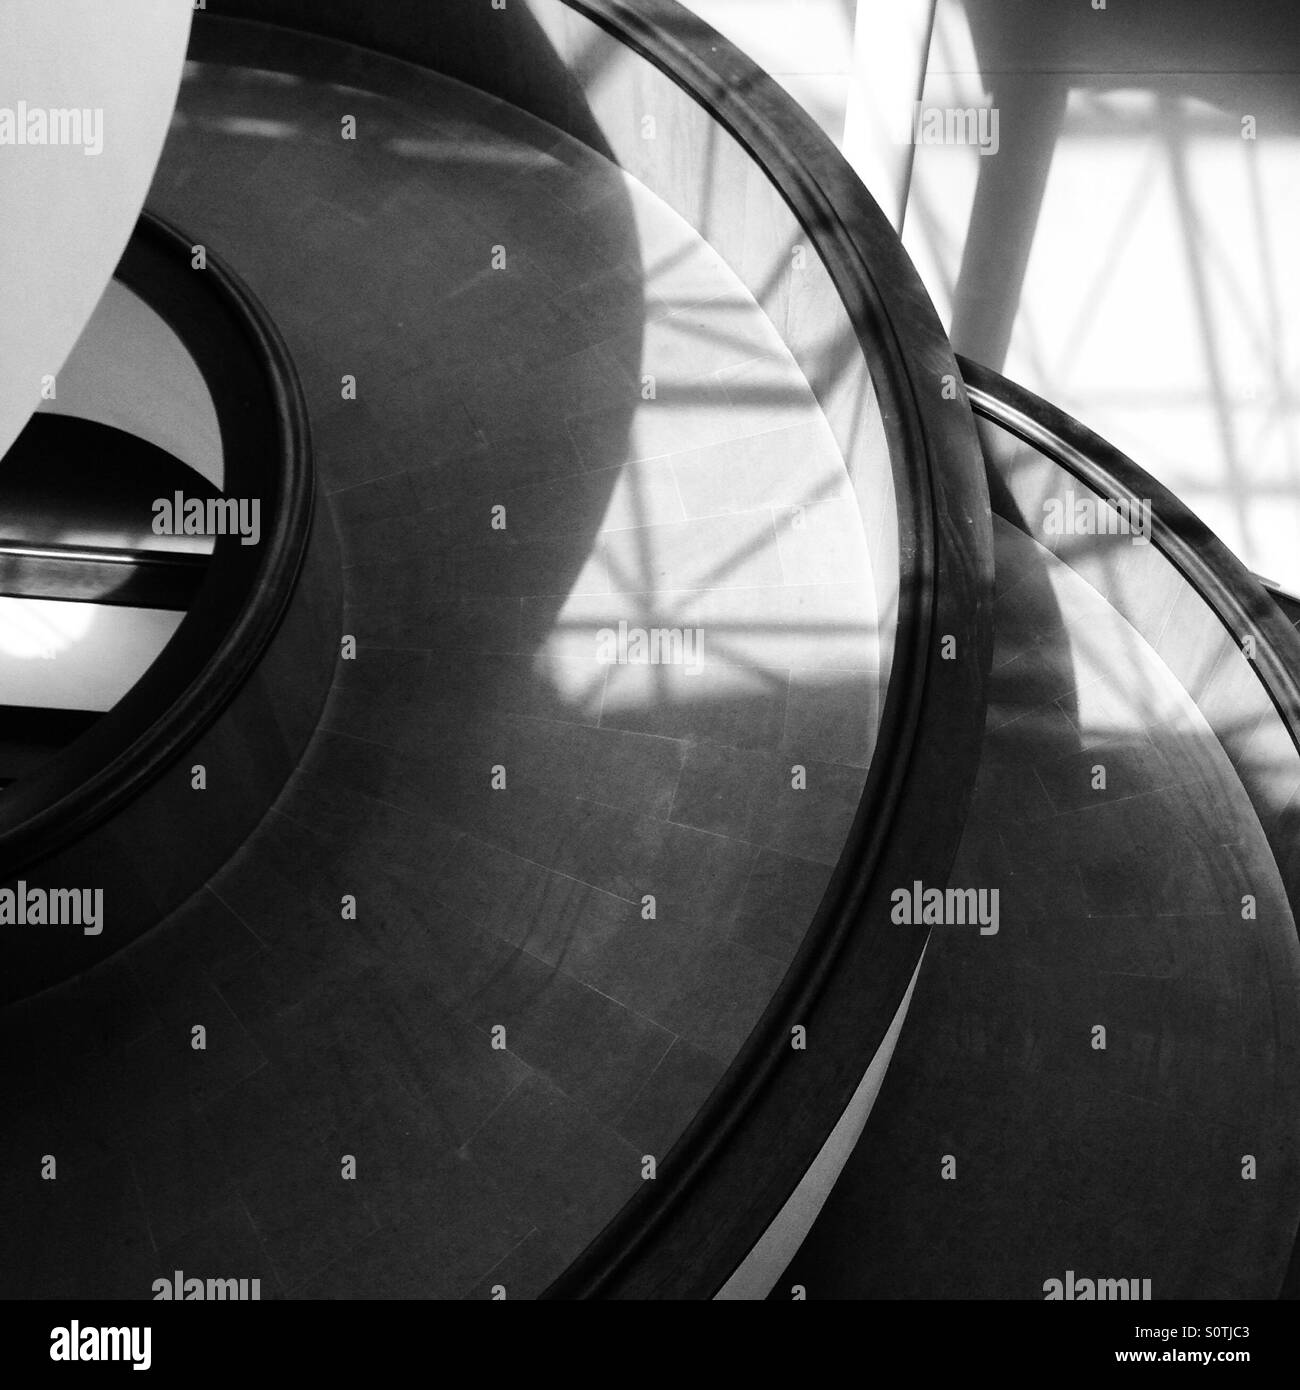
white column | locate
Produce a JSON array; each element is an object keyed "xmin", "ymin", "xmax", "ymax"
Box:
[
  {"xmin": 843, "ymin": 0, "xmax": 937, "ymax": 229},
  {"xmin": 0, "ymin": 0, "xmax": 194, "ymax": 464}
]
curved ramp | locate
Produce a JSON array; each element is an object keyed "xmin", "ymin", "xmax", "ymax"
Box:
[
  {"xmin": 1, "ymin": 16, "xmax": 961, "ymax": 1299},
  {"xmin": 781, "ymin": 368, "xmax": 1300, "ymax": 1300}
]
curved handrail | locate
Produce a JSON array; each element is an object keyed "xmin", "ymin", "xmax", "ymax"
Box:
[
  {"xmin": 0, "ymin": 413, "xmax": 217, "ymax": 608},
  {"xmin": 0, "ymin": 538, "xmax": 206, "ymax": 609},
  {"xmin": 1260, "ymin": 579, "xmax": 1300, "ymax": 634},
  {"xmin": 0, "ymin": 210, "xmax": 313, "ymax": 872},
  {"xmin": 530, "ymin": 2, "xmax": 994, "ymax": 1298},
  {"xmin": 959, "ymin": 356, "xmax": 1300, "ymax": 759},
  {"xmin": 960, "ymin": 355, "xmax": 1300, "ymax": 1302}
]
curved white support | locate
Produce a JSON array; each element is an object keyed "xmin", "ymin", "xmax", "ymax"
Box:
[
  {"xmin": 715, "ymin": 946, "xmax": 928, "ymax": 1300},
  {"xmin": 0, "ymin": 0, "xmax": 194, "ymax": 464},
  {"xmin": 39, "ymin": 280, "xmax": 224, "ymax": 491}
]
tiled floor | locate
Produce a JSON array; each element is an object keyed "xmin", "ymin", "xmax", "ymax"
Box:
[
  {"xmin": 781, "ymin": 516, "xmax": 1300, "ymax": 1299},
  {"xmin": 0, "ymin": 20, "xmax": 885, "ymax": 1297}
]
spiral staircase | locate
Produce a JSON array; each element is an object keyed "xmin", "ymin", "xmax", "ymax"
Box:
[{"xmin": 1, "ymin": 0, "xmax": 1298, "ymax": 1301}]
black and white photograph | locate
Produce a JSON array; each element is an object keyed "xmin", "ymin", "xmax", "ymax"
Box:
[{"xmin": 1, "ymin": 0, "xmax": 1298, "ymax": 1363}]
